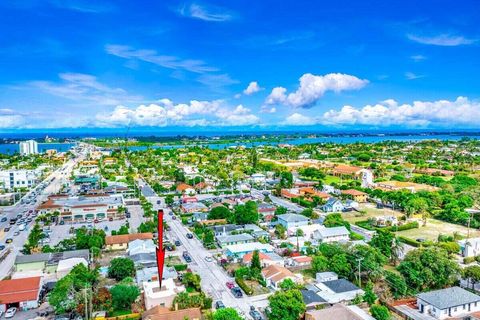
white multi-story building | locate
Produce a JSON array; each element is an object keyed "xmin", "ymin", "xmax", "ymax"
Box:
[
  {"xmin": 0, "ymin": 169, "xmax": 38, "ymax": 190},
  {"xmin": 19, "ymin": 140, "xmax": 39, "ymax": 155}
]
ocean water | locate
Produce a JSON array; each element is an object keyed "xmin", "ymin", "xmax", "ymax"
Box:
[
  {"xmin": 125, "ymin": 133, "xmax": 479, "ymax": 151},
  {"xmin": 0, "ymin": 143, "xmax": 75, "ymax": 155}
]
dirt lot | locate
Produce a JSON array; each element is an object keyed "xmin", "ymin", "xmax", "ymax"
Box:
[{"xmin": 342, "ymin": 203, "xmax": 480, "ymax": 241}]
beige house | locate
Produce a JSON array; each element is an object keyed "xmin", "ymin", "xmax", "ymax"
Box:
[
  {"xmin": 262, "ymin": 265, "xmax": 300, "ymax": 290},
  {"xmin": 105, "ymin": 233, "xmax": 154, "ymax": 251}
]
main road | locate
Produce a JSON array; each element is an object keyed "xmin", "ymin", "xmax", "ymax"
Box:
[
  {"xmin": 0, "ymin": 148, "xmax": 86, "ymax": 279},
  {"xmin": 138, "ymin": 178, "xmax": 263, "ymax": 319}
]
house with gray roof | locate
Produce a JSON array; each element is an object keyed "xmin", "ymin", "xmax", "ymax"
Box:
[
  {"xmin": 416, "ymin": 286, "xmax": 480, "ymax": 319},
  {"xmin": 313, "ymin": 226, "xmax": 350, "ymax": 243},
  {"xmin": 136, "ymin": 266, "xmax": 178, "ymax": 285},
  {"xmin": 216, "ymin": 233, "xmax": 254, "ymax": 248},
  {"xmin": 15, "ymin": 250, "xmax": 90, "ymax": 274},
  {"xmin": 277, "ymin": 214, "xmax": 310, "ymax": 229},
  {"xmin": 315, "ymin": 278, "xmax": 363, "ymax": 303}
]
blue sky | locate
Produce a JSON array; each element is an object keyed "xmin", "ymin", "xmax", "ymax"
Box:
[{"xmin": 0, "ymin": 0, "xmax": 479, "ymax": 131}]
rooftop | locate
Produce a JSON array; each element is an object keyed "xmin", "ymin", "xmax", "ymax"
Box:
[
  {"xmin": 0, "ymin": 276, "xmax": 41, "ymax": 303},
  {"xmin": 417, "ymin": 286, "xmax": 480, "ymax": 309},
  {"xmin": 322, "ymin": 278, "xmax": 360, "ymax": 293},
  {"xmin": 278, "ymin": 213, "xmax": 310, "ymax": 223}
]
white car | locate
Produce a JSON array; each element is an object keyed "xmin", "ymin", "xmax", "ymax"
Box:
[
  {"xmin": 205, "ymin": 256, "xmax": 213, "ymax": 262},
  {"xmin": 5, "ymin": 307, "xmax": 17, "ymax": 318}
]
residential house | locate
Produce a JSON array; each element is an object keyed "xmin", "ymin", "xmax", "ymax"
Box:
[
  {"xmin": 242, "ymin": 252, "xmax": 284, "ymax": 268},
  {"xmin": 262, "ymin": 265, "xmax": 300, "ymax": 290},
  {"xmin": 250, "ymin": 173, "xmax": 267, "ymax": 184},
  {"xmin": 285, "ymin": 256, "xmax": 312, "ymax": 268},
  {"xmin": 176, "ymin": 183, "xmax": 195, "ymax": 195},
  {"xmin": 315, "ymin": 278, "xmax": 363, "ymax": 303},
  {"xmin": 225, "ymin": 242, "xmax": 274, "ymax": 261},
  {"xmin": 416, "ymin": 286, "xmax": 480, "ymax": 319},
  {"xmin": 136, "ymin": 266, "xmax": 178, "ymax": 285},
  {"xmin": 459, "ymin": 238, "xmax": 480, "ymax": 257},
  {"xmin": 216, "ymin": 233, "xmax": 255, "ymax": 248},
  {"xmin": 301, "ymin": 287, "xmax": 328, "ymax": 310},
  {"xmin": 305, "ymin": 303, "xmax": 375, "ymax": 320},
  {"xmin": 277, "ymin": 214, "xmax": 310, "ymax": 229},
  {"xmin": 0, "ymin": 277, "xmax": 43, "ymax": 312},
  {"xmin": 313, "ymin": 226, "xmax": 350, "ymax": 243},
  {"xmin": 321, "ymin": 198, "xmax": 345, "ymax": 213},
  {"xmin": 128, "ymin": 239, "xmax": 156, "ymax": 256},
  {"xmin": 316, "ymin": 272, "xmax": 339, "ymax": 283},
  {"xmin": 14, "ymin": 250, "xmax": 90, "ymax": 276},
  {"xmin": 56, "ymin": 257, "xmax": 88, "ymax": 279},
  {"xmin": 341, "ymin": 189, "xmax": 368, "ymax": 203},
  {"xmin": 130, "ymin": 252, "xmax": 156, "ymax": 268},
  {"xmin": 105, "ymin": 233, "xmax": 154, "ymax": 251},
  {"xmin": 375, "ymin": 181, "xmax": 439, "ymax": 193},
  {"xmin": 142, "ymin": 306, "xmax": 202, "ymax": 320},
  {"xmin": 181, "ymin": 202, "xmax": 208, "ymax": 214},
  {"xmin": 143, "ymin": 278, "xmax": 185, "ymax": 310}
]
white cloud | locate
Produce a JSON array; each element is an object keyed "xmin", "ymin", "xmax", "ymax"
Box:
[
  {"xmin": 265, "ymin": 73, "xmax": 368, "ymax": 108},
  {"xmin": 0, "ymin": 111, "xmax": 25, "ymax": 128},
  {"xmin": 197, "ymin": 73, "xmax": 238, "ymax": 88},
  {"xmin": 260, "ymin": 106, "xmax": 276, "ymax": 113},
  {"xmin": 321, "ymin": 97, "xmax": 480, "ymax": 127},
  {"xmin": 283, "ymin": 113, "xmax": 316, "ymax": 125},
  {"xmin": 215, "ymin": 104, "xmax": 260, "ymax": 126},
  {"xmin": 30, "ymin": 72, "xmax": 141, "ymax": 105},
  {"xmin": 180, "ymin": 3, "xmax": 232, "ymax": 22},
  {"xmin": 243, "ymin": 81, "xmax": 262, "ymax": 95},
  {"xmin": 407, "ymin": 33, "xmax": 476, "ymax": 46},
  {"xmin": 106, "ymin": 44, "xmax": 218, "ymax": 73},
  {"xmin": 95, "ymin": 99, "xmax": 222, "ymax": 127},
  {"xmin": 410, "ymin": 55, "xmax": 426, "ymax": 62},
  {"xmin": 405, "ymin": 72, "xmax": 425, "ymax": 80}
]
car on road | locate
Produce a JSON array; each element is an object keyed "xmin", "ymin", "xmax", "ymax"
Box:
[
  {"xmin": 4, "ymin": 307, "xmax": 17, "ymax": 318},
  {"xmin": 249, "ymin": 307, "xmax": 263, "ymax": 320},
  {"xmin": 5, "ymin": 238, "xmax": 12, "ymax": 244},
  {"xmin": 205, "ymin": 256, "xmax": 213, "ymax": 262},
  {"xmin": 231, "ymin": 287, "xmax": 243, "ymax": 298},
  {"xmin": 174, "ymin": 240, "xmax": 181, "ymax": 246},
  {"xmin": 19, "ymin": 223, "xmax": 26, "ymax": 231},
  {"xmin": 0, "ymin": 217, "xmax": 7, "ymax": 222},
  {"xmin": 13, "ymin": 231, "xmax": 20, "ymax": 236},
  {"xmin": 109, "ymin": 217, "xmax": 114, "ymax": 221},
  {"xmin": 4, "ymin": 227, "xmax": 10, "ymax": 232},
  {"xmin": 0, "ymin": 245, "xmax": 5, "ymax": 250},
  {"xmin": 215, "ymin": 301, "xmax": 225, "ymax": 309},
  {"xmin": 172, "ymin": 215, "xmax": 176, "ymax": 220},
  {"xmin": 226, "ymin": 281, "xmax": 235, "ymax": 289},
  {"xmin": 186, "ymin": 233, "xmax": 194, "ymax": 239},
  {"xmin": 182, "ymin": 251, "xmax": 192, "ymax": 263}
]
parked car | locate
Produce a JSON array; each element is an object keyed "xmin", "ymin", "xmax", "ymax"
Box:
[
  {"xmin": 5, "ymin": 307, "xmax": 17, "ymax": 318},
  {"xmin": 215, "ymin": 301, "xmax": 225, "ymax": 309},
  {"xmin": 59, "ymin": 220, "xmax": 65, "ymax": 225},
  {"xmin": 0, "ymin": 217, "xmax": 7, "ymax": 222},
  {"xmin": 13, "ymin": 231, "xmax": 20, "ymax": 236},
  {"xmin": 205, "ymin": 256, "xmax": 213, "ymax": 262},
  {"xmin": 249, "ymin": 307, "xmax": 263, "ymax": 320},
  {"xmin": 226, "ymin": 281, "xmax": 235, "ymax": 289},
  {"xmin": 0, "ymin": 245, "xmax": 5, "ymax": 251},
  {"xmin": 4, "ymin": 227, "xmax": 10, "ymax": 232},
  {"xmin": 183, "ymin": 251, "xmax": 192, "ymax": 263},
  {"xmin": 231, "ymin": 287, "xmax": 243, "ymax": 298},
  {"xmin": 175, "ymin": 240, "xmax": 181, "ymax": 246},
  {"xmin": 186, "ymin": 233, "xmax": 194, "ymax": 239},
  {"xmin": 5, "ymin": 238, "xmax": 13, "ymax": 244}
]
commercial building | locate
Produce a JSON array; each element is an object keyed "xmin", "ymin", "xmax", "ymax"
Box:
[
  {"xmin": 19, "ymin": 140, "xmax": 39, "ymax": 155},
  {"xmin": 0, "ymin": 169, "xmax": 39, "ymax": 190},
  {"xmin": 0, "ymin": 276, "xmax": 43, "ymax": 312},
  {"xmin": 36, "ymin": 193, "xmax": 124, "ymax": 222}
]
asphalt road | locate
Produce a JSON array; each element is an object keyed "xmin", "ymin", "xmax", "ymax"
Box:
[
  {"xmin": 0, "ymin": 150, "xmax": 85, "ymax": 280},
  {"xmin": 139, "ymin": 178, "xmax": 267, "ymax": 319}
]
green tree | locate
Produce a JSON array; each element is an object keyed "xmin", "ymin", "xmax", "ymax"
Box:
[
  {"xmin": 363, "ymin": 282, "xmax": 377, "ymax": 306},
  {"xmin": 323, "ymin": 213, "xmax": 350, "ymax": 230},
  {"xmin": 108, "ymin": 257, "xmax": 135, "ymax": 281},
  {"xmin": 165, "ymin": 194, "xmax": 174, "ymax": 206},
  {"xmin": 370, "ymin": 305, "xmax": 391, "ymax": 320},
  {"xmin": 312, "ymin": 255, "xmax": 329, "ymax": 273},
  {"xmin": 110, "ymin": 283, "xmax": 140, "ymax": 311},
  {"xmin": 275, "ymin": 206, "xmax": 288, "ymax": 215},
  {"xmin": 463, "ymin": 265, "xmax": 480, "ymax": 290},
  {"xmin": 203, "ymin": 228, "xmax": 215, "ymax": 246},
  {"xmin": 182, "ymin": 272, "xmax": 202, "ymax": 292},
  {"xmin": 251, "ymin": 250, "xmax": 262, "ymax": 272},
  {"xmin": 384, "ymin": 271, "xmax": 407, "ymax": 299},
  {"xmin": 370, "ymin": 229, "xmax": 394, "ymax": 259},
  {"xmin": 208, "ymin": 205, "xmax": 231, "ymax": 220},
  {"xmin": 279, "ymin": 278, "xmax": 297, "ymax": 290},
  {"xmin": 267, "ymin": 289, "xmax": 305, "ymax": 320},
  {"xmin": 397, "ymin": 247, "xmax": 460, "ymax": 291},
  {"xmin": 212, "ymin": 308, "xmax": 243, "ymax": 320}
]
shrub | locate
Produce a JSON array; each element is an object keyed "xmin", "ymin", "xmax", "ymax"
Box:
[
  {"xmin": 174, "ymin": 264, "xmax": 188, "ymax": 272},
  {"xmin": 235, "ymin": 277, "xmax": 253, "ymax": 295},
  {"xmin": 464, "ymin": 257, "xmax": 476, "ymax": 264}
]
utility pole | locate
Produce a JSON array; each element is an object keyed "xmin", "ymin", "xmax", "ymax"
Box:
[{"xmin": 357, "ymin": 257, "xmax": 364, "ymax": 288}]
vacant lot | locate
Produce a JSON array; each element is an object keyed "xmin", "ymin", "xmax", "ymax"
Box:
[
  {"xmin": 341, "ymin": 203, "xmax": 403, "ymax": 223},
  {"xmin": 396, "ymin": 218, "xmax": 480, "ymax": 241}
]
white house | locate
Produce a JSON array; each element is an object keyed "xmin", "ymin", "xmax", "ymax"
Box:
[
  {"xmin": 56, "ymin": 257, "xmax": 88, "ymax": 279},
  {"xmin": 277, "ymin": 214, "xmax": 310, "ymax": 229},
  {"xmin": 321, "ymin": 198, "xmax": 345, "ymax": 213},
  {"xmin": 315, "ymin": 278, "xmax": 363, "ymax": 303},
  {"xmin": 313, "ymin": 226, "xmax": 350, "ymax": 243},
  {"xmin": 416, "ymin": 287, "xmax": 480, "ymax": 319},
  {"xmin": 143, "ymin": 278, "xmax": 185, "ymax": 310},
  {"xmin": 250, "ymin": 173, "xmax": 266, "ymax": 184},
  {"xmin": 225, "ymin": 242, "xmax": 274, "ymax": 260},
  {"xmin": 0, "ymin": 169, "xmax": 39, "ymax": 190},
  {"xmin": 458, "ymin": 238, "xmax": 480, "ymax": 257},
  {"xmin": 128, "ymin": 239, "xmax": 156, "ymax": 256},
  {"xmin": 316, "ymin": 272, "xmax": 339, "ymax": 283}
]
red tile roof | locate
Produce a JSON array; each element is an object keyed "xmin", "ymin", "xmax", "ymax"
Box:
[{"xmin": 0, "ymin": 276, "xmax": 41, "ymax": 303}]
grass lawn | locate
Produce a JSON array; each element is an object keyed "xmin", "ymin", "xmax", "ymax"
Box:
[
  {"xmin": 244, "ymin": 279, "xmax": 270, "ymax": 295},
  {"xmin": 395, "ymin": 218, "xmax": 480, "ymax": 241},
  {"xmin": 323, "ymin": 175, "xmax": 344, "ymax": 184},
  {"xmin": 341, "ymin": 203, "xmax": 404, "ymax": 223},
  {"xmin": 110, "ymin": 310, "xmax": 132, "ymax": 317},
  {"xmin": 165, "ymin": 255, "xmax": 182, "ymax": 266}
]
